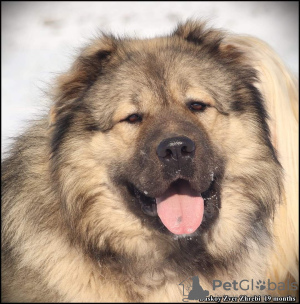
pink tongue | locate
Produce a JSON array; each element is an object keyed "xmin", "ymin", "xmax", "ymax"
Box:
[{"xmin": 156, "ymin": 181, "xmax": 204, "ymax": 235}]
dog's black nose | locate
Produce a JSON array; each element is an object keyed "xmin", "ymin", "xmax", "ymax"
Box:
[{"xmin": 157, "ymin": 136, "xmax": 195, "ymax": 166}]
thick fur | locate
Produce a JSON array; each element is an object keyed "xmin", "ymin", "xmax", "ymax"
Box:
[{"xmin": 2, "ymin": 21, "xmax": 298, "ymax": 302}]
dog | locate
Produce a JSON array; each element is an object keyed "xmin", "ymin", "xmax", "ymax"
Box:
[{"xmin": 2, "ymin": 21, "xmax": 298, "ymax": 302}]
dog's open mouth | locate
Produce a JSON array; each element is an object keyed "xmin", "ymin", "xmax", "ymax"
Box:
[{"xmin": 132, "ymin": 179, "xmax": 219, "ymax": 235}]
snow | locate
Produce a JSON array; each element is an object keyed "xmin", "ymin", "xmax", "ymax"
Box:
[{"xmin": 2, "ymin": 2, "xmax": 298, "ymax": 156}]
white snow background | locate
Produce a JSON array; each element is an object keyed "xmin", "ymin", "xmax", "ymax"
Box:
[{"xmin": 2, "ymin": 1, "xmax": 299, "ymax": 157}]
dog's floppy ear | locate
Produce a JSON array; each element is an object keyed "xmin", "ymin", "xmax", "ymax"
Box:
[{"xmin": 50, "ymin": 35, "xmax": 116, "ymax": 124}]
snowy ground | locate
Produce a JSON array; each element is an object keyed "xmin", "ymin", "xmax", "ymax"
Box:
[{"xmin": 2, "ymin": 1, "xmax": 298, "ymax": 156}]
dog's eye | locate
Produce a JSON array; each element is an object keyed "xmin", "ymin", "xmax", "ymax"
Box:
[
  {"xmin": 124, "ymin": 114, "xmax": 142, "ymax": 124},
  {"xmin": 188, "ymin": 101, "xmax": 207, "ymax": 112}
]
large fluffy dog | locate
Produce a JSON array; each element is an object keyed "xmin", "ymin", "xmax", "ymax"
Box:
[{"xmin": 2, "ymin": 21, "xmax": 298, "ymax": 302}]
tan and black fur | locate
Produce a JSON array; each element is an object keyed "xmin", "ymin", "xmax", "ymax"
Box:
[{"xmin": 2, "ymin": 21, "xmax": 298, "ymax": 302}]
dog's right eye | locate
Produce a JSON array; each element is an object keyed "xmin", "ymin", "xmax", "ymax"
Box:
[
  {"xmin": 122, "ymin": 114, "xmax": 143, "ymax": 124},
  {"xmin": 187, "ymin": 101, "xmax": 208, "ymax": 112}
]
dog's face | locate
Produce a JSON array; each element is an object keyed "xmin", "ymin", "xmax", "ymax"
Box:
[
  {"xmin": 50, "ymin": 22, "xmax": 281, "ymax": 276},
  {"xmin": 89, "ymin": 45, "xmax": 227, "ymax": 235}
]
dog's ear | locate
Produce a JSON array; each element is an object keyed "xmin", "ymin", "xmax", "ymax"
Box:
[
  {"xmin": 50, "ymin": 35, "xmax": 116, "ymax": 125},
  {"xmin": 174, "ymin": 20, "xmax": 246, "ymax": 65},
  {"xmin": 223, "ymin": 35, "xmax": 299, "ymax": 149},
  {"xmin": 173, "ymin": 20, "xmax": 223, "ymax": 52}
]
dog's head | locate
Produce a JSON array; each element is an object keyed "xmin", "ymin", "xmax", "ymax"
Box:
[{"xmin": 49, "ymin": 22, "xmax": 282, "ymax": 274}]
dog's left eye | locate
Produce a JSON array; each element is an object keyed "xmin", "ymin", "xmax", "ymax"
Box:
[
  {"xmin": 188, "ymin": 101, "xmax": 207, "ymax": 112},
  {"xmin": 123, "ymin": 114, "xmax": 142, "ymax": 124}
]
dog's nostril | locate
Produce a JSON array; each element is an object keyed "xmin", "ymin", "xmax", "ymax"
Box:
[
  {"xmin": 165, "ymin": 149, "xmax": 173, "ymax": 159},
  {"xmin": 181, "ymin": 146, "xmax": 189, "ymax": 156}
]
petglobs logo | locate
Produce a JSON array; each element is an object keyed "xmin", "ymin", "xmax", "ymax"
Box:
[
  {"xmin": 212, "ymin": 278, "xmax": 298, "ymax": 292},
  {"xmin": 179, "ymin": 276, "xmax": 298, "ymax": 302},
  {"xmin": 179, "ymin": 276, "xmax": 209, "ymax": 302}
]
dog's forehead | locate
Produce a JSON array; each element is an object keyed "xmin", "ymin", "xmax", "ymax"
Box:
[
  {"xmin": 88, "ymin": 37, "xmax": 235, "ymax": 118},
  {"xmin": 111, "ymin": 44, "xmax": 231, "ymax": 109}
]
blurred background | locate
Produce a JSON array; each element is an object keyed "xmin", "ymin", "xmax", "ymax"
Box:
[{"xmin": 2, "ymin": 1, "xmax": 299, "ymax": 155}]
